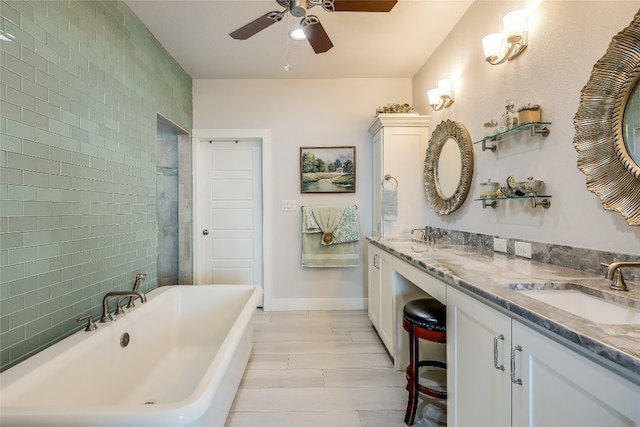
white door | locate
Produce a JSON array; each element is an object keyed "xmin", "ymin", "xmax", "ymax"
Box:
[{"xmin": 198, "ymin": 139, "xmax": 263, "ymax": 303}]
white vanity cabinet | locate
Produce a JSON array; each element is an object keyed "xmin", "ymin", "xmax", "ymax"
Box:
[
  {"xmin": 367, "ymin": 243, "xmax": 394, "ymax": 353},
  {"xmin": 368, "ymin": 114, "xmax": 430, "ymax": 237},
  {"xmin": 447, "ymin": 286, "xmax": 640, "ymax": 427}
]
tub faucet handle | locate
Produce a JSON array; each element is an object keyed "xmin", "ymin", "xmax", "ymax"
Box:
[
  {"xmin": 77, "ymin": 315, "xmax": 98, "ymax": 332},
  {"xmin": 114, "ymin": 298, "xmax": 127, "ymax": 315}
]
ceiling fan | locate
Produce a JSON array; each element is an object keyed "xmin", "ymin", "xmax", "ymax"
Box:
[{"xmin": 229, "ymin": 0, "xmax": 398, "ymax": 54}]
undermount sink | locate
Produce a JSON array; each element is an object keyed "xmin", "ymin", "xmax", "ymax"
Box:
[{"xmin": 507, "ymin": 283, "xmax": 640, "ymax": 325}]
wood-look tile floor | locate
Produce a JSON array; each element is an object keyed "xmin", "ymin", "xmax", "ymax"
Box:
[{"xmin": 225, "ymin": 309, "xmax": 446, "ymax": 427}]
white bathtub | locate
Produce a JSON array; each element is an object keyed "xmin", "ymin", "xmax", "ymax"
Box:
[{"xmin": 0, "ymin": 284, "xmax": 262, "ymax": 427}]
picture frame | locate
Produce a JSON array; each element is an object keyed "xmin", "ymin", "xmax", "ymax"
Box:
[{"xmin": 300, "ymin": 146, "xmax": 356, "ymax": 193}]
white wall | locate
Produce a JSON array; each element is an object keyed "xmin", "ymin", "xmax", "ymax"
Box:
[
  {"xmin": 412, "ymin": 1, "xmax": 640, "ymax": 255},
  {"xmin": 193, "ymin": 79, "xmax": 412, "ymax": 308},
  {"xmin": 193, "ymin": 3, "xmax": 640, "ymax": 307}
]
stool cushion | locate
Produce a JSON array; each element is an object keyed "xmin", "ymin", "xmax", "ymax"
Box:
[{"xmin": 403, "ymin": 298, "xmax": 446, "ymax": 332}]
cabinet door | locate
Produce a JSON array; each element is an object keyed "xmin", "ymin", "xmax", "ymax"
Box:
[
  {"xmin": 378, "ymin": 252, "xmax": 393, "ymax": 352},
  {"xmin": 367, "ymin": 245, "xmax": 381, "ymax": 328},
  {"xmin": 381, "ymin": 127, "xmax": 428, "ymax": 236},
  {"xmin": 512, "ymin": 321, "xmax": 640, "ymax": 426},
  {"xmin": 447, "ymin": 287, "xmax": 511, "ymax": 427}
]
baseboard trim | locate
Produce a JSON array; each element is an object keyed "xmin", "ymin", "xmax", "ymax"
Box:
[{"xmin": 269, "ymin": 298, "xmax": 367, "ymax": 311}]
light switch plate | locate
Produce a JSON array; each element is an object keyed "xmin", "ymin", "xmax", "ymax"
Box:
[
  {"xmin": 493, "ymin": 238, "xmax": 507, "ymax": 253},
  {"xmin": 515, "ymin": 241, "xmax": 532, "ymax": 258},
  {"xmin": 281, "ymin": 200, "xmax": 297, "ymax": 211}
]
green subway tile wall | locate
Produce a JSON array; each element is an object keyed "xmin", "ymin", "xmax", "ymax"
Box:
[{"xmin": 0, "ymin": 0, "xmax": 192, "ymax": 370}]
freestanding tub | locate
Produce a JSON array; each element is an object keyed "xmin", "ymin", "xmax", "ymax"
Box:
[{"xmin": 0, "ymin": 284, "xmax": 263, "ymax": 427}]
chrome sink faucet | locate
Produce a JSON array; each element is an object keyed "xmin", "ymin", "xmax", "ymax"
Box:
[
  {"xmin": 601, "ymin": 261, "xmax": 640, "ymax": 291},
  {"xmin": 411, "ymin": 227, "xmax": 435, "ymax": 248},
  {"xmin": 100, "ymin": 290, "xmax": 147, "ymax": 323}
]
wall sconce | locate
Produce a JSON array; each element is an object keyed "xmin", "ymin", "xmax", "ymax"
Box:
[
  {"xmin": 482, "ymin": 9, "xmax": 528, "ymax": 65},
  {"xmin": 427, "ymin": 79, "xmax": 455, "ymax": 111}
]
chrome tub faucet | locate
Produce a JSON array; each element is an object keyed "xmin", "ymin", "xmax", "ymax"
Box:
[
  {"xmin": 601, "ymin": 261, "xmax": 640, "ymax": 291},
  {"xmin": 100, "ymin": 290, "xmax": 147, "ymax": 323}
]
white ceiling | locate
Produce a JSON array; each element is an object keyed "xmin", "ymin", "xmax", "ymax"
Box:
[{"xmin": 124, "ymin": 0, "xmax": 474, "ymax": 79}]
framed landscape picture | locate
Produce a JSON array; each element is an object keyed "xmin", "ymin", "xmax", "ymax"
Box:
[{"xmin": 300, "ymin": 146, "xmax": 356, "ymax": 193}]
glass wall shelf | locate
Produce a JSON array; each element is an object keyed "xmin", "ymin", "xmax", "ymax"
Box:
[
  {"xmin": 474, "ymin": 122, "xmax": 552, "ymax": 152},
  {"xmin": 474, "ymin": 195, "xmax": 552, "ymax": 209}
]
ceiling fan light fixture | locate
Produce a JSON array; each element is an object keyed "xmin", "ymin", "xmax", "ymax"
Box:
[
  {"xmin": 289, "ymin": 27, "xmax": 306, "ymax": 40},
  {"xmin": 230, "ymin": 0, "xmax": 397, "ymax": 52}
]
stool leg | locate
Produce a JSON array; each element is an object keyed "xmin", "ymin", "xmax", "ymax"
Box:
[{"xmin": 404, "ymin": 324, "xmax": 419, "ymax": 426}]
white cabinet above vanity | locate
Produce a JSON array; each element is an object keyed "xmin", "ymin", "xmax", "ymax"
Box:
[
  {"xmin": 366, "ymin": 238, "xmax": 640, "ymax": 426},
  {"xmin": 368, "ymin": 114, "xmax": 430, "ymax": 238}
]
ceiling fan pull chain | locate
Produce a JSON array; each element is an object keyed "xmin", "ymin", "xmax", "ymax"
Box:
[{"xmin": 284, "ymin": 12, "xmax": 293, "ymax": 72}]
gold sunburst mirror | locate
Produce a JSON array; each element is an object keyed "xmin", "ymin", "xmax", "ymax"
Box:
[{"xmin": 573, "ymin": 10, "xmax": 640, "ymax": 225}]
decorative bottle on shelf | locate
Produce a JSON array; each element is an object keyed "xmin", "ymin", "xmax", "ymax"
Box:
[{"xmin": 497, "ymin": 99, "xmax": 519, "ymax": 133}]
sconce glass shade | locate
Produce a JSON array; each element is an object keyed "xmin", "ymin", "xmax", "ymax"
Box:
[
  {"xmin": 503, "ymin": 9, "xmax": 527, "ymax": 43},
  {"xmin": 438, "ymin": 79, "xmax": 453, "ymax": 98},
  {"xmin": 427, "ymin": 89, "xmax": 441, "ymax": 106},
  {"xmin": 482, "ymin": 33, "xmax": 503, "ymax": 62}
]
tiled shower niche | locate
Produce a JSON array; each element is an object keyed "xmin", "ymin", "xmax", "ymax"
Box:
[{"xmin": 156, "ymin": 115, "xmax": 192, "ymax": 286}]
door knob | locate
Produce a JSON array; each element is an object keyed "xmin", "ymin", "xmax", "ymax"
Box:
[{"xmin": 202, "ymin": 229, "xmax": 209, "ymax": 235}]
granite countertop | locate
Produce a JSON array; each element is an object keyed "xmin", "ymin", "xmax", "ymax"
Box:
[{"xmin": 367, "ymin": 237, "xmax": 640, "ymax": 383}]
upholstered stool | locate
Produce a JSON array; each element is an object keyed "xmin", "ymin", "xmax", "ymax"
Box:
[{"xmin": 402, "ymin": 298, "xmax": 447, "ymax": 426}]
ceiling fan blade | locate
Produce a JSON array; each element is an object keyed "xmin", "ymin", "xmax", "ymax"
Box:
[
  {"xmin": 229, "ymin": 11, "xmax": 283, "ymax": 40},
  {"xmin": 330, "ymin": 0, "xmax": 397, "ymax": 12},
  {"xmin": 302, "ymin": 16, "xmax": 334, "ymax": 53}
]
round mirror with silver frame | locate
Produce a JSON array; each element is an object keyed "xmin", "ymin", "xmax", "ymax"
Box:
[
  {"xmin": 574, "ymin": 11, "xmax": 640, "ymax": 225},
  {"xmin": 424, "ymin": 120, "xmax": 474, "ymax": 215}
]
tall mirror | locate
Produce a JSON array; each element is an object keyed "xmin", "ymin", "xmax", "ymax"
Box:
[
  {"xmin": 624, "ymin": 77, "xmax": 640, "ymax": 167},
  {"xmin": 424, "ymin": 120, "xmax": 473, "ymax": 215},
  {"xmin": 574, "ymin": 11, "xmax": 640, "ymax": 226},
  {"xmin": 437, "ymin": 138, "xmax": 463, "ymax": 199}
]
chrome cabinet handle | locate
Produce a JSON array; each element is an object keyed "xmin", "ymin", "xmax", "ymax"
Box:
[
  {"xmin": 510, "ymin": 345, "xmax": 523, "ymax": 385},
  {"xmin": 202, "ymin": 229, "xmax": 209, "ymax": 235},
  {"xmin": 493, "ymin": 334, "xmax": 505, "ymax": 371},
  {"xmin": 373, "ymin": 254, "xmax": 380, "ymax": 269}
]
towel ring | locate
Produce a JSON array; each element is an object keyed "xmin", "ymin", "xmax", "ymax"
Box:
[{"xmin": 383, "ymin": 174, "xmax": 398, "ymax": 189}]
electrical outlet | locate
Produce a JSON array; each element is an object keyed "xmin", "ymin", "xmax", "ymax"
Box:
[
  {"xmin": 515, "ymin": 241, "xmax": 532, "ymax": 258},
  {"xmin": 493, "ymin": 238, "xmax": 507, "ymax": 253},
  {"xmin": 281, "ymin": 200, "xmax": 297, "ymax": 211}
]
